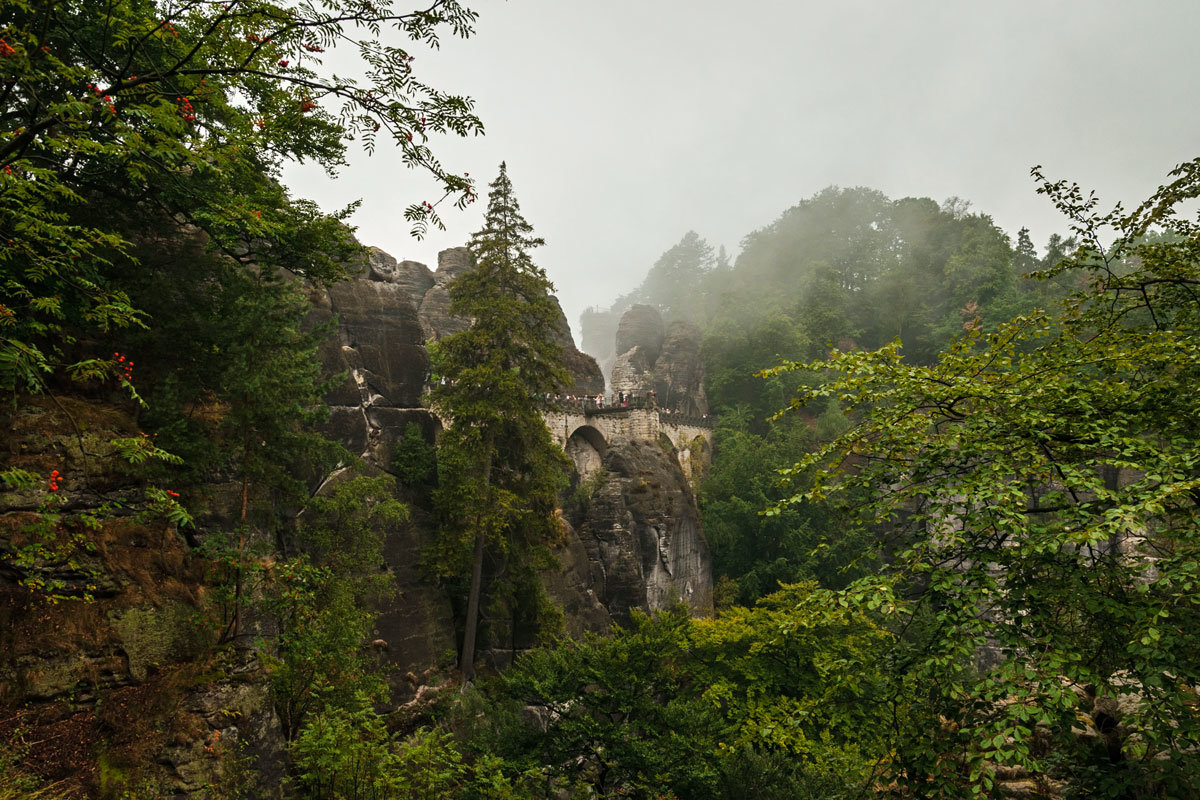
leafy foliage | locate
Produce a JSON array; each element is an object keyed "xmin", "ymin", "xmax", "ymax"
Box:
[
  {"xmin": 1, "ymin": 0, "xmax": 483, "ymax": 396},
  {"xmin": 390, "ymin": 421, "xmax": 438, "ymax": 497},
  {"xmin": 615, "ymin": 230, "xmax": 723, "ymax": 322},
  {"xmin": 763, "ymin": 159, "xmax": 1200, "ymax": 795},
  {"xmin": 466, "ymin": 586, "xmax": 891, "ymax": 799},
  {"xmin": 291, "ymin": 698, "xmax": 522, "ymax": 800},
  {"xmin": 258, "ymin": 474, "xmax": 404, "ymax": 737},
  {"xmin": 700, "ymin": 414, "xmax": 871, "ymax": 605}
]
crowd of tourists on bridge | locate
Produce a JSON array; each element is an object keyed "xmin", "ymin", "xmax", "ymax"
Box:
[
  {"xmin": 434, "ymin": 377, "xmax": 709, "ymax": 420},
  {"xmin": 539, "ymin": 390, "xmax": 711, "ymax": 421}
]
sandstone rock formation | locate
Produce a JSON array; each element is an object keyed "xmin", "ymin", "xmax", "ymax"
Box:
[
  {"xmin": 415, "ymin": 246, "xmax": 475, "ymax": 341},
  {"xmin": 608, "ymin": 305, "xmax": 708, "ymax": 415},
  {"xmin": 654, "ymin": 320, "xmax": 708, "ymax": 416},
  {"xmin": 0, "ymin": 397, "xmax": 289, "ymax": 797},
  {"xmin": 614, "ymin": 303, "xmax": 666, "ymax": 364},
  {"xmin": 0, "ymin": 242, "xmax": 712, "ymax": 795},
  {"xmin": 310, "ymin": 245, "xmax": 682, "ymax": 665},
  {"xmin": 358, "ymin": 245, "xmax": 603, "ymax": 396},
  {"xmin": 564, "ymin": 440, "xmax": 712, "ymax": 623}
]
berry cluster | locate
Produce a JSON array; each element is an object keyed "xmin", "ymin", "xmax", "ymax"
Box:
[
  {"xmin": 158, "ymin": 20, "xmax": 179, "ymax": 36},
  {"xmin": 113, "ymin": 352, "xmax": 134, "ymax": 382},
  {"xmin": 178, "ymin": 96, "xmax": 195, "ymax": 122},
  {"xmin": 0, "ymin": 39, "xmax": 16, "ymax": 57},
  {"xmin": 48, "ymin": 469, "xmax": 61, "ymax": 492},
  {"xmin": 303, "ymin": 43, "xmax": 325, "ymax": 53},
  {"xmin": 88, "ymin": 84, "xmax": 116, "ymax": 114},
  {"xmin": 299, "ymin": 99, "xmax": 315, "ymax": 113}
]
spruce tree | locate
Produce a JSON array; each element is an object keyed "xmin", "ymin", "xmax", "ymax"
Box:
[{"xmin": 428, "ymin": 162, "xmax": 570, "ymax": 681}]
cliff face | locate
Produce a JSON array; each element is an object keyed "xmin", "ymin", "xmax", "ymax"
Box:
[
  {"xmin": 561, "ymin": 440, "xmax": 712, "ymax": 624},
  {"xmin": 0, "ymin": 398, "xmax": 289, "ymax": 797},
  {"xmin": 310, "ymin": 245, "xmax": 702, "ymax": 658},
  {"xmin": 0, "ymin": 243, "xmax": 712, "ymax": 795},
  {"xmin": 365, "ymin": 245, "xmax": 604, "ymax": 396}
]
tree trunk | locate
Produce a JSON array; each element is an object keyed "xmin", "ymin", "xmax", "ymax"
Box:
[
  {"xmin": 460, "ymin": 451, "xmax": 493, "ymax": 682},
  {"xmin": 460, "ymin": 529, "xmax": 486, "ymax": 681},
  {"xmin": 232, "ymin": 472, "xmax": 249, "ymax": 641}
]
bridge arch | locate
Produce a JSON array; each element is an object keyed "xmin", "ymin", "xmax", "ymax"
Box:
[{"xmin": 565, "ymin": 424, "xmax": 607, "ymax": 479}]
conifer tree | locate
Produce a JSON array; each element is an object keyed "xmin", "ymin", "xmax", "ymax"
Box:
[{"xmin": 428, "ymin": 162, "xmax": 570, "ymax": 681}]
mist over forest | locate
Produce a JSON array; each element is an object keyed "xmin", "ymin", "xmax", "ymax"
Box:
[
  {"xmin": 4, "ymin": 1, "xmax": 1200, "ymax": 799},
  {"xmin": 575, "ymin": 187, "xmax": 1084, "ymax": 607}
]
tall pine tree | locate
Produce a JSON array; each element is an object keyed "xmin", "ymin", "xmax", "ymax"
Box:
[{"xmin": 428, "ymin": 163, "xmax": 570, "ymax": 681}]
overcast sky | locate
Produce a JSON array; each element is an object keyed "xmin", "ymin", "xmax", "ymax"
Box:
[{"xmin": 283, "ymin": 0, "xmax": 1200, "ymax": 345}]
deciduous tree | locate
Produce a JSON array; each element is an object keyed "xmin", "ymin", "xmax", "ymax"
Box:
[
  {"xmin": 1, "ymin": 0, "xmax": 483, "ymax": 397},
  {"xmin": 765, "ymin": 159, "xmax": 1200, "ymax": 795}
]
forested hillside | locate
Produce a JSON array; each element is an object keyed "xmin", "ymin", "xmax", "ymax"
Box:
[
  {"xmin": 4, "ymin": 0, "xmax": 1200, "ymax": 798},
  {"xmin": 582, "ymin": 188, "xmax": 1076, "ymax": 606},
  {"xmin": 573, "ymin": 164, "xmax": 1200, "ymax": 796}
]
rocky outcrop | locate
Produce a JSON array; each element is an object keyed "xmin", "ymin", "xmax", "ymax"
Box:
[
  {"xmin": 608, "ymin": 306, "xmax": 707, "ymax": 415},
  {"xmin": 307, "ymin": 261, "xmax": 435, "ymax": 468},
  {"xmin": 359, "ymin": 245, "xmax": 604, "ymax": 396},
  {"xmin": 543, "ymin": 528, "xmax": 615, "ymax": 637},
  {"xmin": 654, "ymin": 321, "xmax": 708, "ymax": 416},
  {"xmin": 0, "ymin": 397, "xmax": 288, "ymax": 798},
  {"xmin": 416, "ymin": 246, "xmax": 475, "ymax": 341},
  {"xmin": 325, "ymin": 280, "xmax": 429, "ymax": 408},
  {"xmin": 308, "ymin": 244, "xmax": 624, "ymax": 665},
  {"xmin": 567, "ymin": 440, "xmax": 712, "ymax": 623},
  {"xmin": 364, "ymin": 247, "xmax": 435, "ymax": 313},
  {"xmin": 611, "ymin": 346, "xmax": 656, "ymax": 399},
  {"xmin": 615, "ymin": 304, "xmax": 665, "ymax": 365}
]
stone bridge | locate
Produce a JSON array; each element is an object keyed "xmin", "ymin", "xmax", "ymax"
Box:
[{"xmin": 542, "ymin": 402, "xmax": 714, "ymax": 484}]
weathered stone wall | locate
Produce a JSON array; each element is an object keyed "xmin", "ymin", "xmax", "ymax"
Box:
[{"xmin": 544, "ymin": 408, "xmax": 713, "ymax": 484}]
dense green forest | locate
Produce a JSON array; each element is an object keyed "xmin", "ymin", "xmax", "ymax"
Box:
[
  {"xmin": 572, "ymin": 172, "xmax": 1200, "ymax": 797},
  {"xmin": 594, "ymin": 189, "xmax": 1077, "ymax": 606},
  {"xmin": 3, "ymin": 0, "xmax": 1200, "ymax": 798}
]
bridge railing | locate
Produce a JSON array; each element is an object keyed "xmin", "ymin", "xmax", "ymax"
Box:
[{"xmin": 539, "ymin": 395, "xmax": 653, "ymax": 414}]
